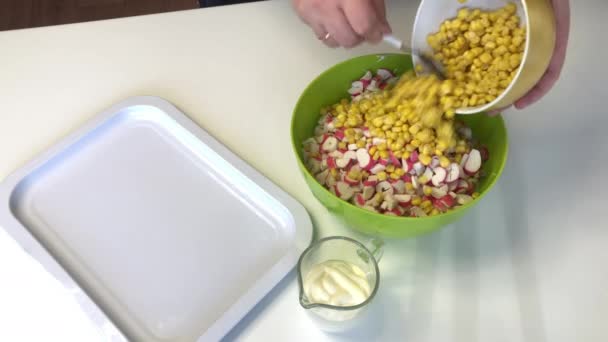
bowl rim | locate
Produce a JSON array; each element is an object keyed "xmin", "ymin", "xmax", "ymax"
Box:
[
  {"xmin": 290, "ymin": 53, "xmax": 509, "ymax": 222},
  {"xmin": 411, "ymin": 0, "xmax": 531, "ymax": 115}
]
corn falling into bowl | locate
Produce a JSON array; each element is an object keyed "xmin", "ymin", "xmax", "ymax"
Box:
[{"xmin": 300, "ymin": 3, "xmax": 535, "ymax": 218}]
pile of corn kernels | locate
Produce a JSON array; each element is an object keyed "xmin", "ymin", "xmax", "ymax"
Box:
[
  {"xmin": 302, "ymin": 4, "xmax": 523, "ymax": 217},
  {"xmin": 427, "ymin": 3, "xmax": 526, "ymax": 108}
]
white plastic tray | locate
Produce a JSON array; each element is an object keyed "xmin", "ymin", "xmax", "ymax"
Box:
[{"xmin": 0, "ymin": 96, "xmax": 313, "ymax": 342}]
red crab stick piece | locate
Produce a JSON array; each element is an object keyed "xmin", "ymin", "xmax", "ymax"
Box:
[
  {"xmin": 445, "ymin": 163, "xmax": 460, "ymax": 183},
  {"xmin": 322, "ymin": 136, "xmax": 338, "ymax": 152},
  {"xmin": 464, "ymin": 149, "xmax": 482, "ymax": 175},
  {"xmin": 394, "ymin": 194, "xmax": 412, "ymax": 206},
  {"xmin": 335, "ymin": 182, "xmax": 355, "ymax": 200},
  {"xmin": 356, "ymin": 148, "xmax": 373, "ymax": 169},
  {"xmin": 376, "ymin": 68, "xmax": 395, "ymax": 80},
  {"xmin": 431, "ymin": 167, "xmax": 447, "ymax": 186}
]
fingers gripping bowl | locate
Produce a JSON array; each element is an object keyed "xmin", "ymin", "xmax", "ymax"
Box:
[{"xmin": 291, "ymin": 54, "xmax": 508, "ymax": 238}]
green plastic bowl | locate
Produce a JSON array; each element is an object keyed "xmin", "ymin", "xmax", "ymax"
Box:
[{"xmin": 291, "ymin": 54, "xmax": 508, "ymax": 238}]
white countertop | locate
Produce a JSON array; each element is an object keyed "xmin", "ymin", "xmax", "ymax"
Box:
[{"xmin": 0, "ymin": 0, "xmax": 607, "ymax": 341}]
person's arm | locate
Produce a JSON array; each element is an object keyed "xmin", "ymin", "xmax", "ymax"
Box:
[{"xmin": 292, "ymin": 0, "xmax": 390, "ymax": 48}]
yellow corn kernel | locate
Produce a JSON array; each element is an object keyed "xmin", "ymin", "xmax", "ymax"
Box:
[
  {"xmin": 472, "ymin": 192, "xmax": 480, "ymax": 199},
  {"xmin": 469, "ymin": 95, "xmax": 478, "ymax": 107},
  {"xmin": 372, "ymin": 117, "xmax": 384, "ymax": 128},
  {"xmin": 386, "ymin": 164, "xmax": 395, "ymax": 173},
  {"xmin": 439, "ymin": 156, "xmax": 451, "ymax": 168},
  {"xmin": 485, "ymin": 40, "xmax": 497, "ymax": 50},
  {"xmin": 421, "ymin": 199, "xmax": 433, "ymax": 208},
  {"xmin": 457, "ymin": 8, "xmax": 469, "ymax": 19},
  {"xmin": 512, "ymin": 35, "xmax": 524, "ymax": 47},
  {"xmin": 379, "ymin": 150, "xmax": 390, "ymax": 159},
  {"xmin": 415, "ymin": 131, "xmax": 431, "ymax": 144},
  {"xmin": 360, "ymin": 101, "xmax": 371, "ymax": 111},
  {"xmin": 368, "ymin": 146, "xmax": 378, "ymax": 156},
  {"xmin": 423, "ymin": 186, "xmax": 433, "ymax": 196},
  {"xmin": 419, "ymin": 153, "xmax": 432, "ymax": 166},
  {"xmin": 430, "ymin": 209, "xmax": 440, "ymax": 216},
  {"xmin": 410, "ymin": 139, "xmax": 421, "ymax": 148},
  {"xmin": 338, "ymin": 141, "xmax": 347, "ymax": 150},
  {"xmin": 411, "ymin": 197, "xmax": 422, "ymax": 206},
  {"xmin": 409, "ymin": 124, "xmax": 421, "ymax": 135},
  {"xmin": 377, "ymin": 142, "xmax": 387, "ymax": 151},
  {"xmin": 493, "ymin": 45, "xmax": 508, "ymax": 57},
  {"xmin": 384, "ymin": 115, "xmax": 396, "ymax": 126},
  {"xmin": 390, "ymin": 172, "xmax": 401, "ymax": 180},
  {"xmin": 356, "ymin": 140, "xmax": 366, "ymax": 148},
  {"xmin": 405, "ymin": 183, "xmax": 414, "ymax": 192},
  {"xmin": 421, "ymin": 144, "xmax": 434, "ymax": 156},
  {"xmin": 329, "ymin": 168, "xmax": 338, "ymax": 178},
  {"xmin": 436, "ymin": 140, "xmax": 448, "ymax": 152},
  {"xmin": 377, "ymin": 171, "xmax": 388, "ymax": 181},
  {"xmin": 480, "ymin": 52, "xmax": 493, "ymax": 64},
  {"xmin": 418, "ymin": 175, "xmax": 429, "ymax": 184},
  {"xmin": 391, "ymin": 142, "xmax": 404, "ymax": 151},
  {"xmin": 394, "ymin": 150, "xmax": 403, "ymax": 159}
]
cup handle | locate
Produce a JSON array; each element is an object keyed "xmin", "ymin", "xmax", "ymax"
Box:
[
  {"xmin": 358, "ymin": 237, "xmax": 385, "ymax": 263},
  {"xmin": 367, "ymin": 237, "xmax": 384, "ymax": 262}
]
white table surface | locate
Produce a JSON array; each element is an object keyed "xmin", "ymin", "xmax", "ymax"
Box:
[{"xmin": 0, "ymin": 0, "xmax": 607, "ymax": 341}]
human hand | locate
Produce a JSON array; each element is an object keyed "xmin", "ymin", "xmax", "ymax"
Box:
[
  {"xmin": 515, "ymin": 0, "xmax": 570, "ymax": 109},
  {"xmin": 292, "ymin": 0, "xmax": 391, "ymax": 48},
  {"xmin": 492, "ymin": 0, "xmax": 570, "ymax": 115}
]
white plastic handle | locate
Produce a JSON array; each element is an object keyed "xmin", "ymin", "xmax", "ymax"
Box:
[{"xmin": 382, "ymin": 34, "xmax": 403, "ymax": 50}]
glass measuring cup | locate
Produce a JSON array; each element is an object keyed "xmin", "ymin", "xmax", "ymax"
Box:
[{"xmin": 296, "ymin": 236, "xmax": 383, "ymax": 332}]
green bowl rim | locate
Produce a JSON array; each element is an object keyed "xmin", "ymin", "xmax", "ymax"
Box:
[{"xmin": 290, "ymin": 53, "xmax": 509, "ymax": 223}]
